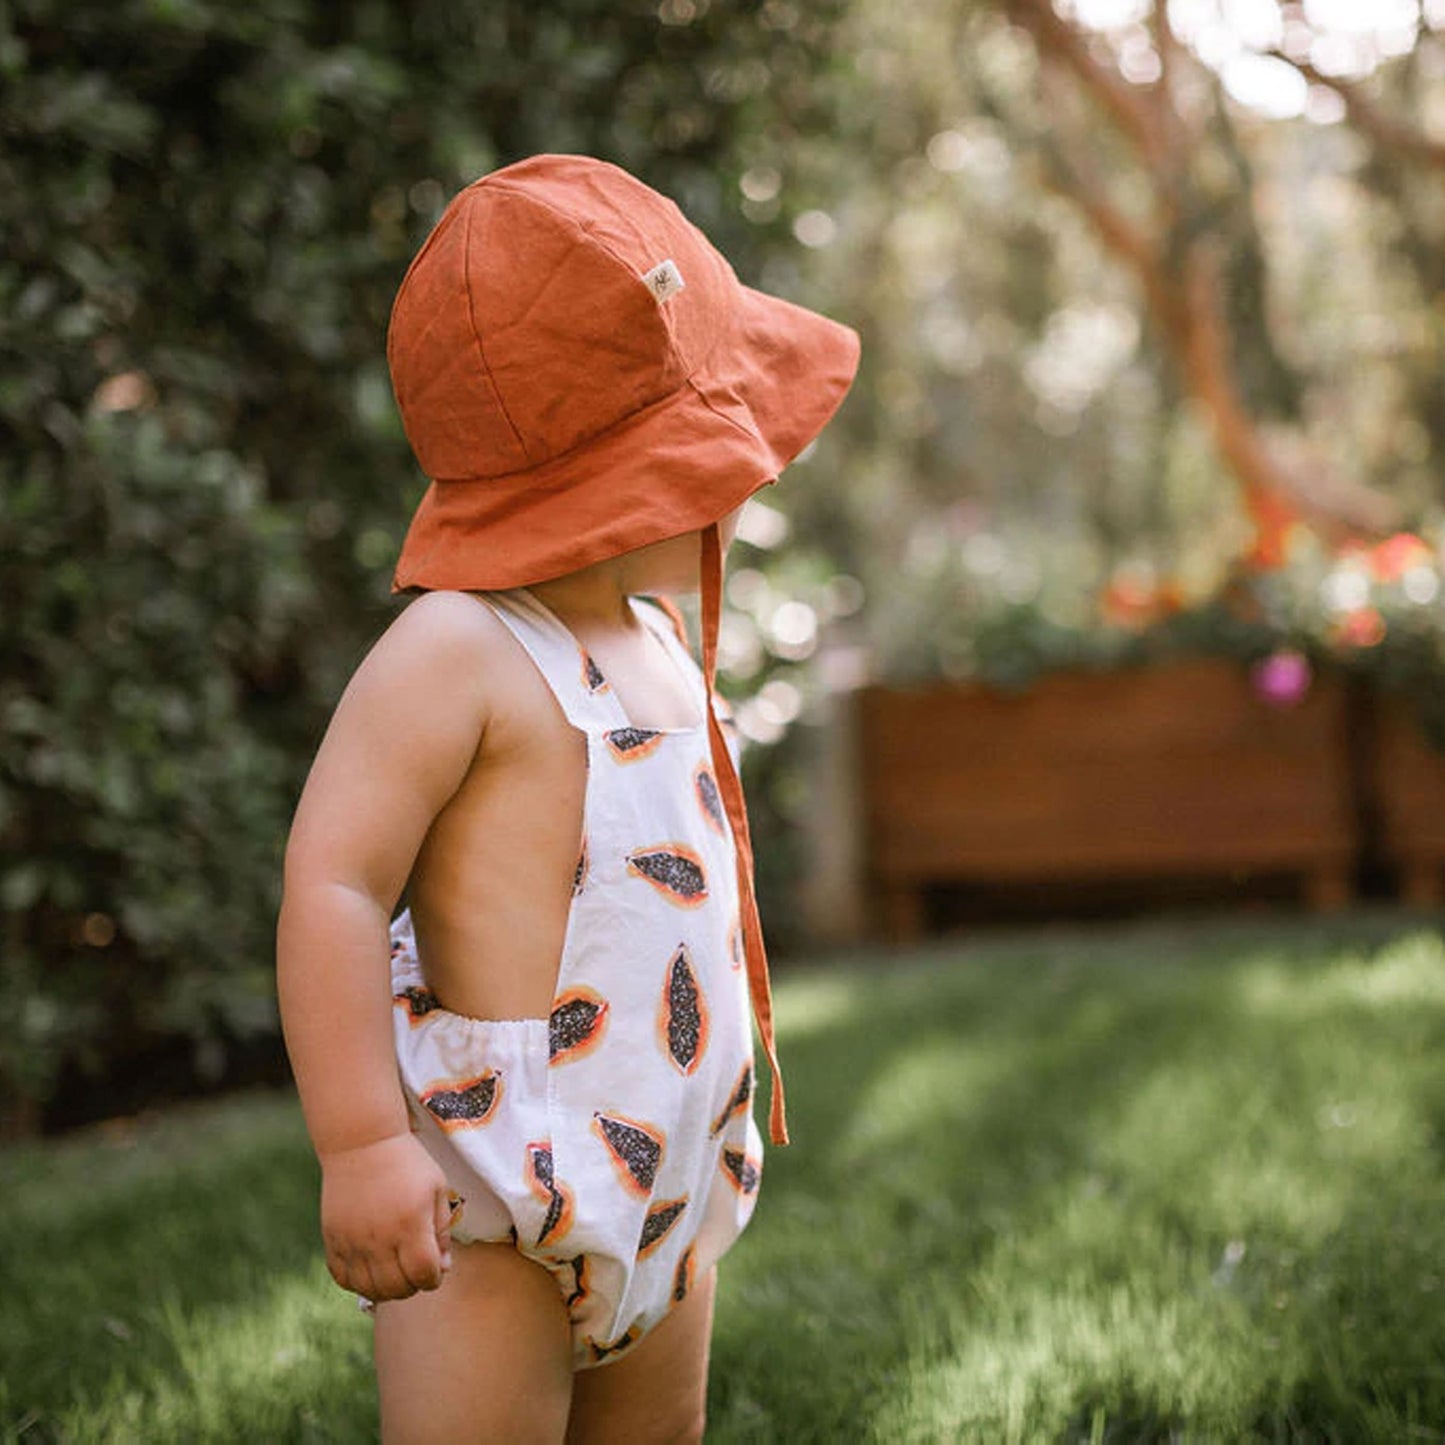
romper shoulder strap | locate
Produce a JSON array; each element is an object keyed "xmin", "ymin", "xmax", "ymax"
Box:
[{"xmin": 467, "ymin": 587, "xmax": 629, "ymax": 733}]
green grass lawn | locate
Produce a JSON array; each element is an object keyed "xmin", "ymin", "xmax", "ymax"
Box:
[{"xmin": 4, "ymin": 908, "xmax": 1444, "ymax": 1442}]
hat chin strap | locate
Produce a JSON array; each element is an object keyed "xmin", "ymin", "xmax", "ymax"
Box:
[{"xmin": 701, "ymin": 521, "xmax": 789, "ymax": 1146}]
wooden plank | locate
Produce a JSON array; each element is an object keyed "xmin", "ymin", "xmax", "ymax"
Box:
[
  {"xmin": 857, "ymin": 659, "xmax": 1359, "ymax": 908},
  {"xmin": 1373, "ymin": 692, "xmax": 1445, "ymax": 853}
]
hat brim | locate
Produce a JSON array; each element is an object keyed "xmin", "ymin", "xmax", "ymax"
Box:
[{"xmin": 391, "ymin": 284, "xmax": 860, "ymax": 593}]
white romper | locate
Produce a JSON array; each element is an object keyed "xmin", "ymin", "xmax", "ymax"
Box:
[{"xmin": 387, "ymin": 586, "xmax": 764, "ymax": 1369}]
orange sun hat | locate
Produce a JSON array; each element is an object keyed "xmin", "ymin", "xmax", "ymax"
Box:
[
  {"xmin": 387, "ymin": 154, "xmax": 859, "ymax": 586},
  {"xmin": 386, "ymin": 154, "xmax": 860, "ymax": 1145}
]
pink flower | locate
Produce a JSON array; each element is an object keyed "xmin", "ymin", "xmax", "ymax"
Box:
[{"xmin": 1250, "ymin": 649, "xmax": 1312, "ymax": 707}]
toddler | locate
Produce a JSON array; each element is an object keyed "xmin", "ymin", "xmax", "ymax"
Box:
[{"xmin": 276, "ymin": 154, "xmax": 858, "ymax": 1442}]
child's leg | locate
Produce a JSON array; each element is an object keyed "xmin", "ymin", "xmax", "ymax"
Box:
[
  {"xmin": 565, "ymin": 1264, "xmax": 718, "ymax": 1445},
  {"xmin": 373, "ymin": 1240, "xmax": 574, "ymax": 1444}
]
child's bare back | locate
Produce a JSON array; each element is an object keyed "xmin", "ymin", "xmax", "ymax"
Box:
[{"xmin": 290, "ymin": 524, "xmax": 712, "ymax": 1010}]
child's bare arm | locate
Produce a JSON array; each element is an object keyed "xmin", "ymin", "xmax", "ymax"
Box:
[{"xmin": 276, "ymin": 591, "xmax": 493, "ymax": 1300}]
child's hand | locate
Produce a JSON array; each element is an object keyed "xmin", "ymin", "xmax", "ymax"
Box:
[{"xmin": 318, "ymin": 1132, "xmax": 456, "ymax": 1302}]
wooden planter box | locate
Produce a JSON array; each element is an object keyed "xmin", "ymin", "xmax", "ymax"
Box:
[
  {"xmin": 1370, "ymin": 690, "xmax": 1445, "ymax": 907},
  {"xmin": 858, "ymin": 656, "xmax": 1358, "ymax": 938}
]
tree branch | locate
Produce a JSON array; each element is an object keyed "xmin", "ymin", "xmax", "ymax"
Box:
[
  {"xmin": 1267, "ymin": 48, "xmax": 1445, "ymax": 173},
  {"xmin": 1003, "ymin": 0, "xmax": 1174, "ymax": 177},
  {"xmin": 1149, "ymin": 0, "xmax": 1180, "ymax": 142},
  {"xmin": 1031, "ymin": 121, "xmax": 1181, "ymax": 335},
  {"xmin": 1178, "ymin": 245, "xmax": 1401, "ymax": 538}
]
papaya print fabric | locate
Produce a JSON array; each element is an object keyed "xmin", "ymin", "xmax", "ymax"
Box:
[{"xmin": 388, "ymin": 587, "xmax": 762, "ymax": 1370}]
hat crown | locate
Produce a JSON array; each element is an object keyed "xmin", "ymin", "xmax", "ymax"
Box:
[{"xmin": 387, "ymin": 155, "xmax": 736, "ymax": 482}]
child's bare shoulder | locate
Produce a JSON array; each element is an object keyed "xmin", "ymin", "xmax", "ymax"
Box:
[
  {"xmin": 358, "ymin": 589, "xmax": 513, "ymax": 688},
  {"xmin": 325, "ymin": 589, "xmax": 528, "ymax": 752}
]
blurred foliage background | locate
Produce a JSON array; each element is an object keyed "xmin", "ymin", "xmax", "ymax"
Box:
[{"xmin": 3, "ymin": 0, "xmax": 1444, "ymax": 1131}]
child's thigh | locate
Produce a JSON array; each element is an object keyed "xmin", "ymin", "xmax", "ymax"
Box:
[
  {"xmin": 373, "ymin": 1240, "xmax": 574, "ymax": 1444},
  {"xmin": 565, "ymin": 1264, "xmax": 718, "ymax": 1445}
]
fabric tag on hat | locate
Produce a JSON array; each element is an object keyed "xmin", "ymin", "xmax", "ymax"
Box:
[{"xmin": 643, "ymin": 259, "xmax": 685, "ymax": 303}]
